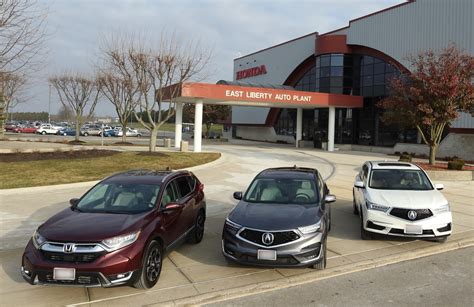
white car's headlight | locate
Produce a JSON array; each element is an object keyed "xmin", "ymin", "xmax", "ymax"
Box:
[
  {"xmin": 366, "ymin": 201, "xmax": 390, "ymax": 213},
  {"xmin": 101, "ymin": 231, "xmax": 140, "ymax": 252},
  {"xmin": 298, "ymin": 220, "xmax": 322, "ymax": 234},
  {"xmin": 433, "ymin": 203, "xmax": 450, "ymax": 214},
  {"xmin": 32, "ymin": 230, "xmax": 46, "ymax": 249}
]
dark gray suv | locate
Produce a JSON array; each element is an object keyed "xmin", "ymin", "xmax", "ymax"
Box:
[{"xmin": 222, "ymin": 167, "xmax": 336, "ymax": 269}]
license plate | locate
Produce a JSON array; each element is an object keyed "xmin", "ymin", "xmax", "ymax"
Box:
[
  {"xmin": 257, "ymin": 249, "xmax": 276, "ymax": 261},
  {"xmin": 53, "ymin": 268, "xmax": 75, "ymax": 281},
  {"xmin": 405, "ymin": 224, "xmax": 423, "ymax": 235}
]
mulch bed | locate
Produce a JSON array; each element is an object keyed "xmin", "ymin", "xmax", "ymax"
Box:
[
  {"xmin": 0, "ymin": 150, "xmax": 118, "ymax": 162},
  {"xmin": 113, "ymin": 142, "xmax": 135, "ymax": 146},
  {"xmin": 415, "ymin": 162, "xmax": 474, "ymax": 171}
]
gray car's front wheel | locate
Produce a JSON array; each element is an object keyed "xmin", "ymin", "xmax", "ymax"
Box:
[{"xmin": 312, "ymin": 238, "xmax": 327, "ymax": 270}]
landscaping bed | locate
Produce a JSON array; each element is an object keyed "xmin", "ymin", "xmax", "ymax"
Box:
[
  {"xmin": 0, "ymin": 151, "xmax": 220, "ymax": 189},
  {"xmin": 415, "ymin": 162, "xmax": 474, "ymax": 171}
]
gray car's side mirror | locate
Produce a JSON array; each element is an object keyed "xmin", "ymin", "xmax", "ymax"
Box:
[
  {"xmin": 325, "ymin": 194, "xmax": 336, "ymax": 203},
  {"xmin": 233, "ymin": 192, "xmax": 242, "ymax": 200},
  {"xmin": 69, "ymin": 198, "xmax": 79, "ymax": 208},
  {"xmin": 434, "ymin": 183, "xmax": 444, "ymax": 190},
  {"xmin": 354, "ymin": 181, "xmax": 365, "ymax": 189}
]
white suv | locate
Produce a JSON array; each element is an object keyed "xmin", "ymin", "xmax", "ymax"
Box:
[
  {"xmin": 36, "ymin": 124, "xmax": 60, "ymax": 135},
  {"xmin": 353, "ymin": 161, "xmax": 452, "ymax": 242}
]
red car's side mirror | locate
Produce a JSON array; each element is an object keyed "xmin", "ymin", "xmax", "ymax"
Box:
[{"xmin": 163, "ymin": 202, "xmax": 181, "ymax": 211}]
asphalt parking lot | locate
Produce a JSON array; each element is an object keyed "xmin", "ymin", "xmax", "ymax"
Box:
[{"xmin": 1, "ymin": 142, "xmax": 473, "ymax": 306}]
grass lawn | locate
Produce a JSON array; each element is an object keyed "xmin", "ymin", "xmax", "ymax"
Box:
[{"xmin": 0, "ymin": 151, "xmax": 220, "ymax": 189}]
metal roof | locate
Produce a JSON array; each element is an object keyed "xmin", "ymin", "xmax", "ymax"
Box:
[{"xmin": 216, "ymin": 80, "xmax": 294, "ymax": 90}]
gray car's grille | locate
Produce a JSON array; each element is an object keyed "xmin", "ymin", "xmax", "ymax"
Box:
[
  {"xmin": 239, "ymin": 229, "xmax": 300, "ymax": 247},
  {"xmin": 390, "ymin": 208, "xmax": 433, "ymax": 221}
]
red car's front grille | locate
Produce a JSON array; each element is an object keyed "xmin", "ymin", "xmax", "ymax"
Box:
[{"xmin": 41, "ymin": 251, "xmax": 103, "ymax": 263}]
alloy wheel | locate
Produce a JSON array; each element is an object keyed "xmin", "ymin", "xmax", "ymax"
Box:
[{"xmin": 146, "ymin": 247, "xmax": 161, "ymax": 283}]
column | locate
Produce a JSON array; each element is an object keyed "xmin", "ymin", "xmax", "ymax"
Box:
[
  {"xmin": 328, "ymin": 106, "xmax": 335, "ymax": 152},
  {"xmin": 175, "ymin": 102, "xmax": 183, "ymax": 149},
  {"xmin": 194, "ymin": 100, "xmax": 203, "ymax": 152},
  {"xmin": 296, "ymin": 107, "xmax": 303, "ymax": 148}
]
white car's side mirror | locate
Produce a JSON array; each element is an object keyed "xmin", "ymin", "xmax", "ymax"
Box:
[
  {"xmin": 435, "ymin": 183, "xmax": 444, "ymax": 190},
  {"xmin": 354, "ymin": 181, "xmax": 365, "ymax": 189}
]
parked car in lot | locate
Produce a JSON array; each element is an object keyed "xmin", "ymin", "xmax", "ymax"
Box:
[
  {"xmin": 57, "ymin": 128, "xmax": 76, "ymax": 136},
  {"xmin": 353, "ymin": 161, "xmax": 452, "ymax": 241},
  {"xmin": 36, "ymin": 124, "xmax": 60, "ymax": 135},
  {"xmin": 103, "ymin": 128, "xmax": 117, "ymax": 137},
  {"xmin": 81, "ymin": 125, "xmax": 103, "ymax": 136},
  {"xmin": 115, "ymin": 127, "xmax": 142, "ymax": 137},
  {"xmin": 13, "ymin": 125, "xmax": 38, "ymax": 133},
  {"xmin": 21, "ymin": 169, "xmax": 206, "ymax": 288},
  {"xmin": 222, "ymin": 166, "xmax": 336, "ymax": 269}
]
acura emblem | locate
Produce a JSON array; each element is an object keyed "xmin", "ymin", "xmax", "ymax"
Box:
[
  {"xmin": 407, "ymin": 210, "xmax": 417, "ymax": 221},
  {"xmin": 262, "ymin": 233, "xmax": 274, "ymax": 245},
  {"xmin": 63, "ymin": 243, "xmax": 76, "ymax": 253}
]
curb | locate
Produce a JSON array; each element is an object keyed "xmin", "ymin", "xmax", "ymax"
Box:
[{"xmin": 167, "ymin": 236, "xmax": 474, "ymax": 306}]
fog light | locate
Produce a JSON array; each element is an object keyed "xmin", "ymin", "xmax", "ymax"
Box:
[
  {"xmin": 116, "ymin": 273, "xmax": 125, "ymax": 279},
  {"xmin": 21, "ymin": 266, "xmax": 31, "ymax": 276}
]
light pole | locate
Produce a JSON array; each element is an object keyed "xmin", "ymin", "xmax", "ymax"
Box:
[{"xmin": 48, "ymin": 84, "xmax": 51, "ymax": 124}]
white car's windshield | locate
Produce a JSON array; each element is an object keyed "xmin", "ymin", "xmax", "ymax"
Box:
[
  {"xmin": 76, "ymin": 182, "xmax": 161, "ymax": 214},
  {"xmin": 369, "ymin": 169, "xmax": 433, "ymax": 190},
  {"xmin": 244, "ymin": 178, "xmax": 319, "ymax": 204}
]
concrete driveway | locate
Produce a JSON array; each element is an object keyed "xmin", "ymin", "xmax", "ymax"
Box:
[{"xmin": 1, "ymin": 142, "xmax": 473, "ymax": 306}]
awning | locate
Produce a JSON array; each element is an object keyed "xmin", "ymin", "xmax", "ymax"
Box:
[{"xmin": 161, "ymin": 82, "xmax": 363, "ymax": 109}]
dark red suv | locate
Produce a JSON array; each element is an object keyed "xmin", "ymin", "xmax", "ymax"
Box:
[{"xmin": 21, "ymin": 170, "xmax": 206, "ymax": 289}]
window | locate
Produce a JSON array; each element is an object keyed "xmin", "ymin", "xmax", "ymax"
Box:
[
  {"xmin": 161, "ymin": 183, "xmax": 178, "ymax": 207},
  {"xmin": 175, "ymin": 176, "xmax": 192, "ymax": 197},
  {"xmin": 244, "ymin": 177, "xmax": 319, "ymax": 204}
]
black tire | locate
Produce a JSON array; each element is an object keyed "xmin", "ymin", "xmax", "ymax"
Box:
[
  {"xmin": 84, "ymin": 132, "xmax": 88, "ymax": 137},
  {"xmin": 328, "ymin": 209, "xmax": 332, "ymax": 232},
  {"xmin": 41, "ymin": 131, "xmax": 46, "ymax": 135},
  {"xmin": 353, "ymin": 190, "xmax": 359, "ymax": 215},
  {"xmin": 360, "ymin": 211, "xmax": 372, "ymax": 240},
  {"xmin": 312, "ymin": 237, "xmax": 327, "ymax": 270},
  {"xmin": 187, "ymin": 210, "xmax": 205, "ymax": 244},
  {"xmin": 133, "ymin": 240, "xmax": 163, "ymax": 289}
]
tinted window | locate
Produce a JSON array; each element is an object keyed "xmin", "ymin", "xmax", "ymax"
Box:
[
  {"xmin": 77, "ymin": 182, "xmax": 161, "ymax": 214},
  {"xmin": 369, "ymin": 170, "xmax": 433, "ymax": 190},
  {"xmin": 161, "ymin": 182, "xmax": 178, "ymax": 207},
  {"xmin": 175, "ymin": 176, "xmax": 192, "ymax": 197},
  {"xmin": 244, "ymin": 177, "xmax": 319, "ymax": 204}
]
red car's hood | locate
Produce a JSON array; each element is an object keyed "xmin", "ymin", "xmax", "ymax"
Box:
[{"xmin": 38, "ymin": 208, "xmax": 151, "ymax": 242}]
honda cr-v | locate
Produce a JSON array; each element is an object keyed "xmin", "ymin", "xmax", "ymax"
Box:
[{"xmin": 21, "ymin": 169, "xmax": 206, "ymax": 289}]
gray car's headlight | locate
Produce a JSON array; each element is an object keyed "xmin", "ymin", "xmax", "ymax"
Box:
[
  {"xmin": 366, "ymin": 201, "xmax": 390, "ymax": 213},
  {"xmin": 32, "ymin": 230, "xmax": 46, "ymax": 249},
  {"xmin": 101, "ymin": 231, "xmax": 140, "ymax": 252},
  {"xmin": 225, "ymin": 218, "xmax": 242, "ymax": 234},
  {"xmin": 433, "ymin": 203, "xmax": 450, "ymax": 214},
  {"xmin": 298, "ymin": 221, "xmax": 322, "ymax": 234}
]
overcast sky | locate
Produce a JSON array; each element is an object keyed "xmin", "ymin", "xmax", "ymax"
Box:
[{"xmin": 18, "ymin": 0, "xmax": 401, "ymax": 116}]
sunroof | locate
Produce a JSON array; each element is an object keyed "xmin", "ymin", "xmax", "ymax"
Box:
[{"xmin": 377, "ymin": 163, "xmax": 412, "ymax": 167}]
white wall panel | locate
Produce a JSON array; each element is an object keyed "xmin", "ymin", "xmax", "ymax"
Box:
[{"xmin": 345, "ymin": 0, "xmax": 473, "ymax": 69}]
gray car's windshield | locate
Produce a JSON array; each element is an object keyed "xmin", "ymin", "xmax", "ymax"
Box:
[
  {"xmin": 369, "ymin": 169, "xmax": 433, "ymax": 190},
  {"xmin": 244, "ymin": 178, "xmax": 319, "ymax": 204},
  {"xmin": 76, "ymin": 182, "xmax": 161, "ymax": 214}
]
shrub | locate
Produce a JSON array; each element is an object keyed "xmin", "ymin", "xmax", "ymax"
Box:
[
  {"xmin": 399, "ymin": 153, "xmax": 412, "ymax": 162},
  {"xmin": 448, "ymin": 159, "xmax": 465, "ymax": 170}
]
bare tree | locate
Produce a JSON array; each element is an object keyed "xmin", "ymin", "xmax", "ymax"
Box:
[
  {"xmin": 97, "ymin": 35, "xmax": 144, "ymax": 143},
  {"xmin": 49, "ymin": 73, "xmax": 101, "ymax": 142},
  {"xmin": 100, "ymin": 33, "xmax": 210, "ymax": 151},
  {"xmin": 0, "ymin": 71, "xmax": 26, "ymax": 120},
  {"xmin": 0, "ymin": 0, "xmax": 47, "ymax": 137}
]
